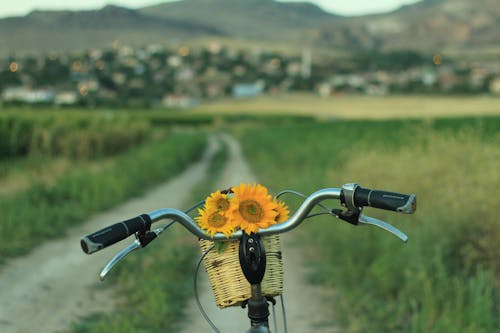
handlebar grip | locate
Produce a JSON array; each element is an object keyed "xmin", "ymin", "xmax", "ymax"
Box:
[
  {"xmin": 80, "ymin": 214, "xmax": 152, "ymax": 254},
  {"xmin": 353, "ymin": 186, "xmax": 416, "ymax": 214}
]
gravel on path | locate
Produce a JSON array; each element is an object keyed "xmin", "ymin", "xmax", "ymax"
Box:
[
  {"xmin": 176, "ymin": 133, "xmax": 337, "ymax": 333},
  {"xmin": 0, "ymin": 137, "xmax": 219, "ymax": 333}
]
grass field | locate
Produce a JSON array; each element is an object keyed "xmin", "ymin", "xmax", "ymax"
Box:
[
  {"xmin": 2, "ymin": 104, "xmax": 498, "ymax": 332},
  {"xmin": 239, "ymin": 116, "xmax": 499, "ymax": 333},
  {"xmin": 0, "ymin": 111, "xmax": 151, "ymax": 160},
  {"xmin": 0, "ymin": 111, "xmax": 207, "ymax": 260},
  {"xmin": 67, "ymin": 135, "xmax": 230, "ymax": 333},
  {"xmin": 194, "ymin": 94, "xmax": 500, "ymax": 119}
]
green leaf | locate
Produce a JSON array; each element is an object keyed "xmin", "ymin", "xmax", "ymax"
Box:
[{"xmin": 214, "ymin": 241, "xmax": 229, "ymax": 254}]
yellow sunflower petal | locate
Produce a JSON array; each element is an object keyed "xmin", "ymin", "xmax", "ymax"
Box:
[
  {"xmin": 231, "ymin": 183, "xmax": 278, "ymax": 234},
  {"xmin": 196, "ymin": 208, "xmax": 234, "ymax": 238},
  {"xmin": 205, "ymin": 190, "xmax": 231, "ymax": 214},
  {"xmin": 273, "ymin": 198, "xmax": 290, "ymax": 223}
]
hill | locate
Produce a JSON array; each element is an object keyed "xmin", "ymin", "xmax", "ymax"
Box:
[
  {"xmin": 0, "ymin": 0, "xmax": 499, "ymax": 56},
  {"xmin": 0, "ymin": 5, "xmax": 223, "ymax": 56},
  {"xmin": 140, "ymin": 0, "xmax": 336, "ymax": 43},
  {"xmin": 318, "ymin": 0, "xmax": 500, "ymax": 52}
]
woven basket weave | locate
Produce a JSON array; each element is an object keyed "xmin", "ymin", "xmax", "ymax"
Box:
[{"xmin": 199, "ymin": 235, "xmax": 283, "ymax": 308}]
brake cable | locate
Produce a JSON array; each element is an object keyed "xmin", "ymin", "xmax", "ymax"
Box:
[
  {"xmin": 194, "ymin": 245, "xmax": 288, "ymax": 333},
  {"xmin": 194, "ymin": 244, "xmax": 220, "ymax": 333},
  {"xmin": 192, "ymin": 190, "xmax": 333, "ymax": 333},
  {"xmin": 275, "ymin": 189, "xmax": 335, "ymax": 216}
]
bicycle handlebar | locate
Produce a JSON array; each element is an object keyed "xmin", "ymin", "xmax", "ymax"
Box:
[
  {"xmin": 81, "ymin": 185, "xmax": 416, "ymax": 255},
  {"xmin": 342, "ymin": 183, "xmax": 416, "ymax": 213},
  {"xmin": 81, "ymin": 214, "xmax": 152, "ymax": 254}
]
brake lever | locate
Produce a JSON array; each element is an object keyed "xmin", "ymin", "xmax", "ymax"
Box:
[
  {"xmin": 358, "ymin": 214, "xmax": 408, "ymax": 243},
  {"xmin": 99, "ymin": 227, "xmax": 165, "ymax": 280},
  {"xmin": 100, "ymin": 239, "xmax": 141, "ymax": 280}
]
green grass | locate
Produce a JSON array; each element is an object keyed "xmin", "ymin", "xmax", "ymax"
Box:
[
  {"xmin": 0, "ymin": 111, "xmax": 254, "ymax": 253},
  {"xmin": 0, "ymin": 107, "xmax": 316, "ymax": 127},
  {"xmin": 193, "ymin": 94, "xmax": 500, "ymax": 119},
  {"xmin": 239, "ymin": 116, "xmax": 499, "ymax": 333},
  {"xmin": 0, "ymin": 111, "xmax": 152, "ymax": 160},
  {"xmin": 0, "ymin": 132, "xmax": 206, "ymax": 261},
  {"xmin": 66, "ymin": 134, "xmax": 230, "ymax": 333},
  {"xmin": 68, "ymin": 227, "xmax": 199, "ymax": 333},
  {"xmin": 3, "ymin": 109, "xmax": 498, "ymax": 332}
]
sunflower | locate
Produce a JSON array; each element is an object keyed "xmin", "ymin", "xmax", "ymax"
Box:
[
  {"xmin": 195, "ymin": 208, "xmax": 234, "ymax": 238},
  {"xmin": 273, "ymin": 198, "xmax": 290, "ymax": 223},
  {"xmin": 230, "ymin": 183, "xmax": 278, "ymax": 234},
  {"xmin": 205, "ymin": 190, "xmax": 232, "ymax": 213}
]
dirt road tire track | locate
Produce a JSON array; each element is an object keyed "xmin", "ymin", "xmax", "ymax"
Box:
[
  {"xmin": 0, "ymin": 134, "xmax": 336, "ymax": 333},
  {"xmin": 175, "ymin": 134, "xmax": 337, "ymax": 332},
  {"xmin": 0, "ymin": 137, "xmax": 219, "ymax": 333}
]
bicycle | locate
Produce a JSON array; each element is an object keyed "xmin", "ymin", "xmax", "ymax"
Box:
[{"xmin": 81, "ymin": 183, "xmax": 416, "ymax": 333}]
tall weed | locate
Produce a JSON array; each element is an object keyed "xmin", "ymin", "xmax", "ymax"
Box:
[
  {"xmin": 240, "ymin": 117, "xmax": 499, "ymax": 333},
  {"xmin": 67, "ymin": 135, "xmax": 231, "ymax": 333},
  {"xmin": 0, "ymin": 133, "xmax": 205, "ymax": 259},
  {"xmin": 0, "ymin": 113, "xmax": 150, "ymax": 160}
]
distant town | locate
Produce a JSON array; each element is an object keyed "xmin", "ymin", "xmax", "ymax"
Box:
[{"xmin": 1, "ymin": 42, "xmax": 500, "ymax": 109}]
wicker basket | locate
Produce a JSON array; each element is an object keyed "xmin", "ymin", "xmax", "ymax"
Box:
[{"xmin": 199, "ymin": 235, "xmax": 283, "ymax": 308}]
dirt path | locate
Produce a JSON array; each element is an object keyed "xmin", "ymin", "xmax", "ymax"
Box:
[
  {"xmin": 175, "ymin": 133, "xmax": 337, "ymax": 332},
  {"xmin": 0, "ymin": 134, "xmax": 336, "ymax": 333},
  {"xmin": 0, "ymin": 137, "xmax": 220, "ymax": 333}
]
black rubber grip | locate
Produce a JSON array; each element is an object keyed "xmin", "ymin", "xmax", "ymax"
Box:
[
  {"xmin": 80, "ymin": 214, "xmax": 152, "ymax": 254},
  {"xmin": 353, "ymin": 187, "xmax": 416, "ymax": 214}
]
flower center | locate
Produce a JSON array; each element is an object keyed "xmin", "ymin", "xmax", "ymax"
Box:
[
  {"xmin": 208, "ymin": 212, "xmax": 227, "ymax": 228},
  {"xmin": 216, "ymin": 198, "xmax": 230, "ymax": 211},
  {"xmin": 239, "ymin": 200, "xmax": 264, "ymax": 223}
]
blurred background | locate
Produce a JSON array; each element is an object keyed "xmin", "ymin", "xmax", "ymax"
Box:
[{"xmin": 0, "ymin": 1, "xmax": 498, "ymax": 333}]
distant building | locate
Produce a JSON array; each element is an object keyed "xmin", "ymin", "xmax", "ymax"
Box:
[
  {"xmin": 489, "ymin": 77, "xmax": 500, "ymax": 94},
  {"xmin": 286, "ymin": 61, "xmax": 302, "ymax": 77},
  {"xmin": 317, "ymin": 82, "xmax": 332, "ymax": 98},
  {"xmin": 2, "ymin": 87, "xmax": 55, "ymax": 104},
  {"xmin": 232, "ymin": 82, "xmax": 264, "ymax": 98},
  {"xmin": 176, "ymin": 67, "xmax": 196, "ymax": 81},
  {"xmin": 365, "ymin": 84, "xmax": 388, "ymax": 96},
  {"xmin": 422, "ymin": 70, "xmax": 438, "ymax": 87},
  {"xmin": 161, "ymin": 94, "xmax": 198, "ymax": 109},
  {"xmin": 55, "ymin": 91, "xmax": 79, "ymax": 105},
  {"xmin": 301, "ymin": 48, "xmax": 312, "ymax": 79}
]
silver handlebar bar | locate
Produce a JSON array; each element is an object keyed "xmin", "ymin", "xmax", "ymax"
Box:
[
  {"xmin": 98, "ymin": 187, "xmax": 409, "ymax": 280},
  {"xmin": 148, "ymin": 188, "xmax": 342, "ymax": 241}
]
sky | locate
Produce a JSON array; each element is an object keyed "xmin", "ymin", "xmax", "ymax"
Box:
[{"xmin": 0, "ymin": 0, "xmax": 421, "ymax": 18}]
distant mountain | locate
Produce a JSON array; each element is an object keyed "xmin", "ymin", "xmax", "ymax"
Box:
[
  {"xmin": 0, "ymin": 5, "xmax": 223, "ymax": 56},
  {"xmin": 140, "ymin": 0, "xmax": 337, "ymax": 42},
  {"xmin": 0, "ymin": 0, "xmax": 499, "ymax": 56},
  {"xmin": 317, "ymin": 0, "xmax": 500, "ymax": 51}
]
